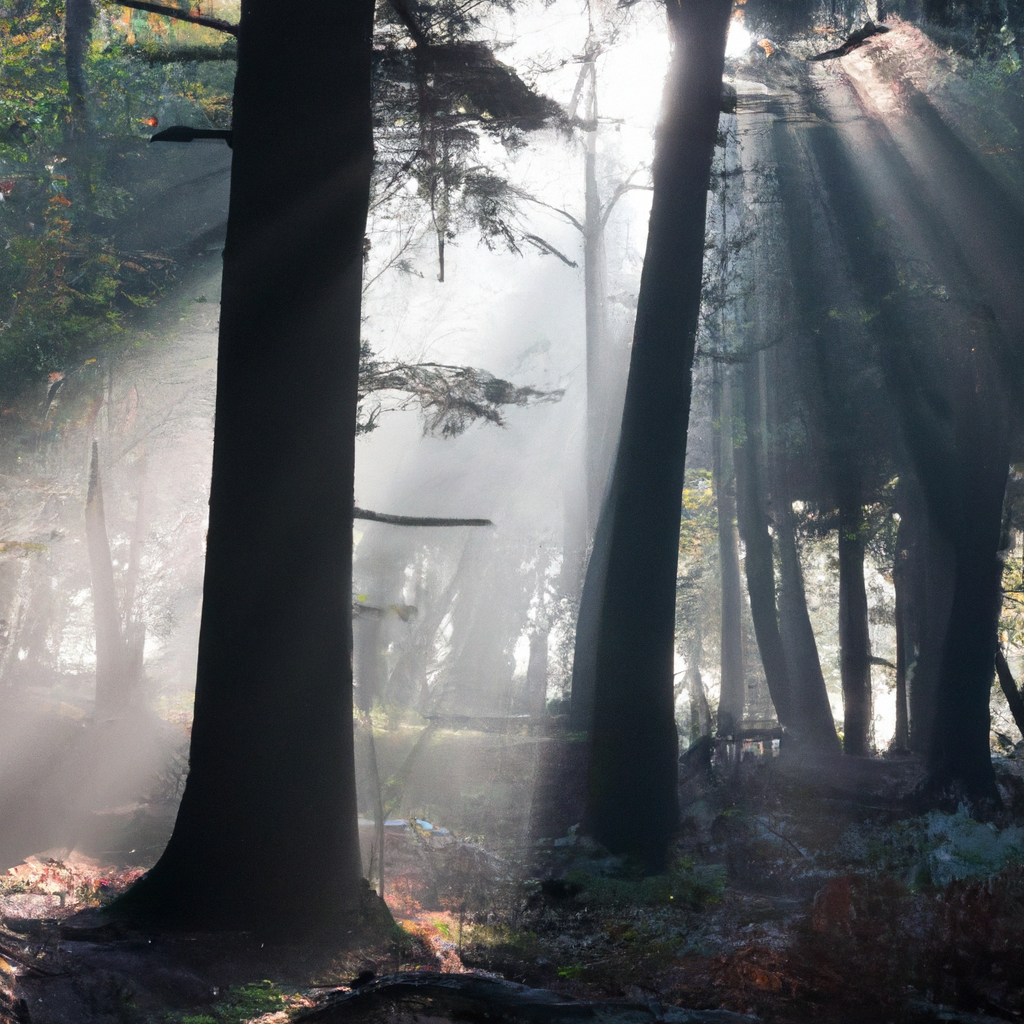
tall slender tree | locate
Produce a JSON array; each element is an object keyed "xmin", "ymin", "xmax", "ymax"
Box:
[
  {"xmin": 571, "ymin": 0, "xmax": 733, "ymax": 872},
  {"xmin": 111, "ymin": 0, "xmax": 375, "ymax": 933}
]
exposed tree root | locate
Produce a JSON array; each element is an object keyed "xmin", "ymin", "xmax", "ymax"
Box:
[{"xmin": 295, "ymin": 970, "xmax": 759, "ymax": 1024}]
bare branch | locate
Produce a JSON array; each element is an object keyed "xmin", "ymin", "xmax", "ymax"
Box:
[
  {"xmin": 599, "ymin": 167, "xmax": 652, "ymax": 229},
  {"xmin": 523, "ymin": 234, "xmax": 578, "ymax": 268},
  {"xmin": 354, "ymin": 508, "xmax": 493, "ymax": 527},
  {"xmin": 514, "ymin": 189, "xmax": 584, "ymax": 234},
  {"xmin": 112, "ymin": 1, "xmax": 238, "ymax": 35}
]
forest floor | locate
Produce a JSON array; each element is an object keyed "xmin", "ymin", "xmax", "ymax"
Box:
[{"xmin": 5, "ymin": 743, "xmax": 1024, "ymax": 1024}]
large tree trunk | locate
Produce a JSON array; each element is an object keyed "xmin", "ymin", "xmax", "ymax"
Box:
[
  {"xmin": 112, "ymin": 0, "xmax": 374, "ymax": 934},
  {"xmin": 713, "ymin": 364, "xmax": 743, "ymax": 739},
  {"xmin": 927, "ymin": 465, "xmax": 1008, "ymax": 803},
  {"xmin": 571, "ymin": 0, "xmax": 732, "ymax": 872},
  {"xmin": 838, "ymin": 478, "xmax": 873, "ymax": 756}
]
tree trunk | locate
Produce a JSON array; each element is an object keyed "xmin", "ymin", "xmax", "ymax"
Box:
[
  {"xmin": 571, "ymin": 0, "xmax": 732, "ymax": 872},
  {"xmin": 713, "ymin": 364, "xmax": 743, "ymax": 738},
  {"xmin": 85, "ymin": 441, "xmax": 127, "ymax": 719},
  {"xmin": 995, "ymin": 647, "xmax": 1024, "ymax": 739},
  {"xmin": 112, "ymin": 0, "xmax": 374, "ymax": 934},
  {"xmin": 583, "ymin": 58, "xmax": 610, "ymax": 537},
  {"xmin": 525, "ymin": 626, "xmax": 549, "ymax": 717},
  {"xmin": 892, "ymin": 502, "xmax": 910, "ymax": 751},
  {"xmin": 64, "ymin": 0, "xmax": 94, "ymax": 135},
  {"xmin": 772, "ymin": 465, "xmax": 841, "ymax": 756},
  {"xmin": 735, "ymin": 362, "xmax": 792, "ymax": 729},
  {"xmin": 838, "ymin": 479, "xmax": 872, "ymax": 756}
]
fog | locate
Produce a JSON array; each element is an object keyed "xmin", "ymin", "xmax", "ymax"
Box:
[{"xmin": 2, "ymin": 0, "xmax": 1024, "ymax": 950}]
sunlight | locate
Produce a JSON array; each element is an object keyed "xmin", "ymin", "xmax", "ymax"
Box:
[{"xmin": 725, "ymin": 16, "xmax": 753, "ymax": 59}]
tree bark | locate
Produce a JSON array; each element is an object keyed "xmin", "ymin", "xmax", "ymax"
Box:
[
  {"xmin": 995, "ymin": 647, "xmax": 1024, "ymax": 739},
  {"xmin": 64, "ymin": 0, "xmax": 94, "ymax": 136},
  {"xmin": 772, "ymin": 460, "xmax": 841, "ymax": 756},
  {"xmin": 111, "ymin": 0, "xmax": 374, "ymax": 933},
  {"xmin": 735, "ymin": 361, "xmax": 792, "ymax": 729},
  {"xmin": 713, "ymin": 364, "xmax": 744, "ymax": 738},
  {"xmin": 571, "ymin": 0, "xmax": 732, "ymax": 872},
  {"xmin": 583, "ymin": 57, "xmax": 610, "ymax": 537},
  {"xmin": 838, "ymin": 479, "xmax": 873, "ymax": 756}
]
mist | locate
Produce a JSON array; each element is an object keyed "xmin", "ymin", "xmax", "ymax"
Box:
[{"xmin": 3, "ymin": 0, "xmax": 1024, "ymax": 1019}]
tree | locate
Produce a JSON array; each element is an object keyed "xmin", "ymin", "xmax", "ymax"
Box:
[
  {"xmin": 111, "ymin": 0, "xmax": 375, "ymax": 933},
  {"xmin": 713, "ymin": 364, "xmax": 743, "ymax": 739},
  {"xmin": 570, "ymin": 0, "xmax": 733, "ymax": 872}
]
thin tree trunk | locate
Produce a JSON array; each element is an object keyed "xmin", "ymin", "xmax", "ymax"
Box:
[
  {"xmin": 360, "ymin": 711, "xmax": 387, "ymax": 900},
  {"xmin": 892, "ymin": 501, "xmax": 910, "ymax": 751},
  {"xmin": 572, "ymin": 0, "xmax": 732, "ymax": 872},
  {"xmin": 64, "ymin": 0, "xmax": 94, "ymax": 136},
  {"xmin": 735, "ymin": 362, "xmax": 792, "ymax": 729},
  {"xmin": 714, "ymin": 364, "xmax": 743, "ymax": 738},
  {"xmin": 112, "ymin": 0, "xmax": 374, "ymax": 933},
  {"xmin": 995, "ymin": 647, "xmax": 1024, "ymax": 739},
  {"xmin": 583, "ymin": 58, "xmax": 610, "ymax": 536},
  {"xmin": 772, "ymin": 466, "xmax": 841, "ymax": 756},
  {"xmin": 838, "ymin": 479, "xmax": 873, "ymax": 755},
  {"xmin": 525, "ymin": 626, "xmax": 549, "ymax": 717},
  {"xmin": 85, "ymin": 441, "xmax": 127, "ymax": 718}
]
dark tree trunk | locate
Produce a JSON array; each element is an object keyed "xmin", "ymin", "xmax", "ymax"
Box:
[
  {"xmin": 892, "ymin": 501, "xmax": 910, "ymax": 751},
  {"xmin": 896, "ymin": 474, "xmax": 954, "ymax": 754},
  {"xmin": 85, "ymin": 441, "xmax": 127, "ymax": 718},
  {"xmin": 838, "ymin": 479, "xmax": 872, "ymax": 756},
  {"xmin": 995, "ymin": 648, "xmax": 1024, "ymax": 739},
  {"xmin": 735, "ymin": 362, "xmax": 792, "ymax": 729},
  {"xmin": 927, "ymin": 459, "xmax": 1008, "ymax": 803},
  {"xmin": 772, "ymin": 466, "xmax": 841, "ymax": 755},
  {"xmin": 713, "ymin": 364, "xmax": 743, "ymax": 738},
  {"xmin": 112, "ymin": 0, "xmax": 374, "ymax": 934},
  {"xmin": 571, "ymin": 0, "xmax": 732, "ymax": 872},
  {"xmin": 583, "ymin": 58, "xmax": 610, "ymax": 537},
  {"xmin": 64, "ymin": 0, "xmax": 94, "ymax": 135}
]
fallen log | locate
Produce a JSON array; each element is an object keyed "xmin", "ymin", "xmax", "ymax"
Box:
[{"xmin": 294, "ymin": 970, "xmax": 759, "ymax": 1024}]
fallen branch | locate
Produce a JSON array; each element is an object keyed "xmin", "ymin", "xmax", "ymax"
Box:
[
  {"xmin": 354, "ymin": 508, "xmax": 493, "ymax": 527},
  {"xmin": 113, "ymin": 1, "xmax": 238, "ymax": 36},
  {"xmin": 295, "ymin": 971, "xmax": 759, "ymax": 1023}
]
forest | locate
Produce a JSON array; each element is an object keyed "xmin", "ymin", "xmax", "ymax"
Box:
[{"xmin": 1, "ymin": 0, "xmax": 1024, "ymax": 1021}]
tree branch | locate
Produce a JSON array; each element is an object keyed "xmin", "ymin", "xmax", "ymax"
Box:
[
  {"xmin": 354, "ymin": 507, "xmax": 493, "ymax": 527},
  {"xmin": 522, "ymin": 233, "xmax": 578, "ymax": 267},
  {"xmin": 389, "ymin": 0, "xmax": 429, "ymax": 47},
  {"xmin": 113, "ymin": 0, "xmax": 238, "ymax": 35},
  {"xmin": 599, "ymin": 169, "xmax": 652, "ymax": 230}
]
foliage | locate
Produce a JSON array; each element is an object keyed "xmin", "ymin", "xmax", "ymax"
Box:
[
  {"xmin": 163, "ymin": 980, "xmax": 285, "ymax": 1024},
  {"xmin": 357, "ymin": 341, "xmax": 562, "ymax": 437},
  {"xmin": 0, "ymin": 2, "xmax": 234, "ymax": 392}
]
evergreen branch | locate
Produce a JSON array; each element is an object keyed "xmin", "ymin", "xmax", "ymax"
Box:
[{"xmin": 389, "ymin": 0, "xmax": 430, "ymax": 47}]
